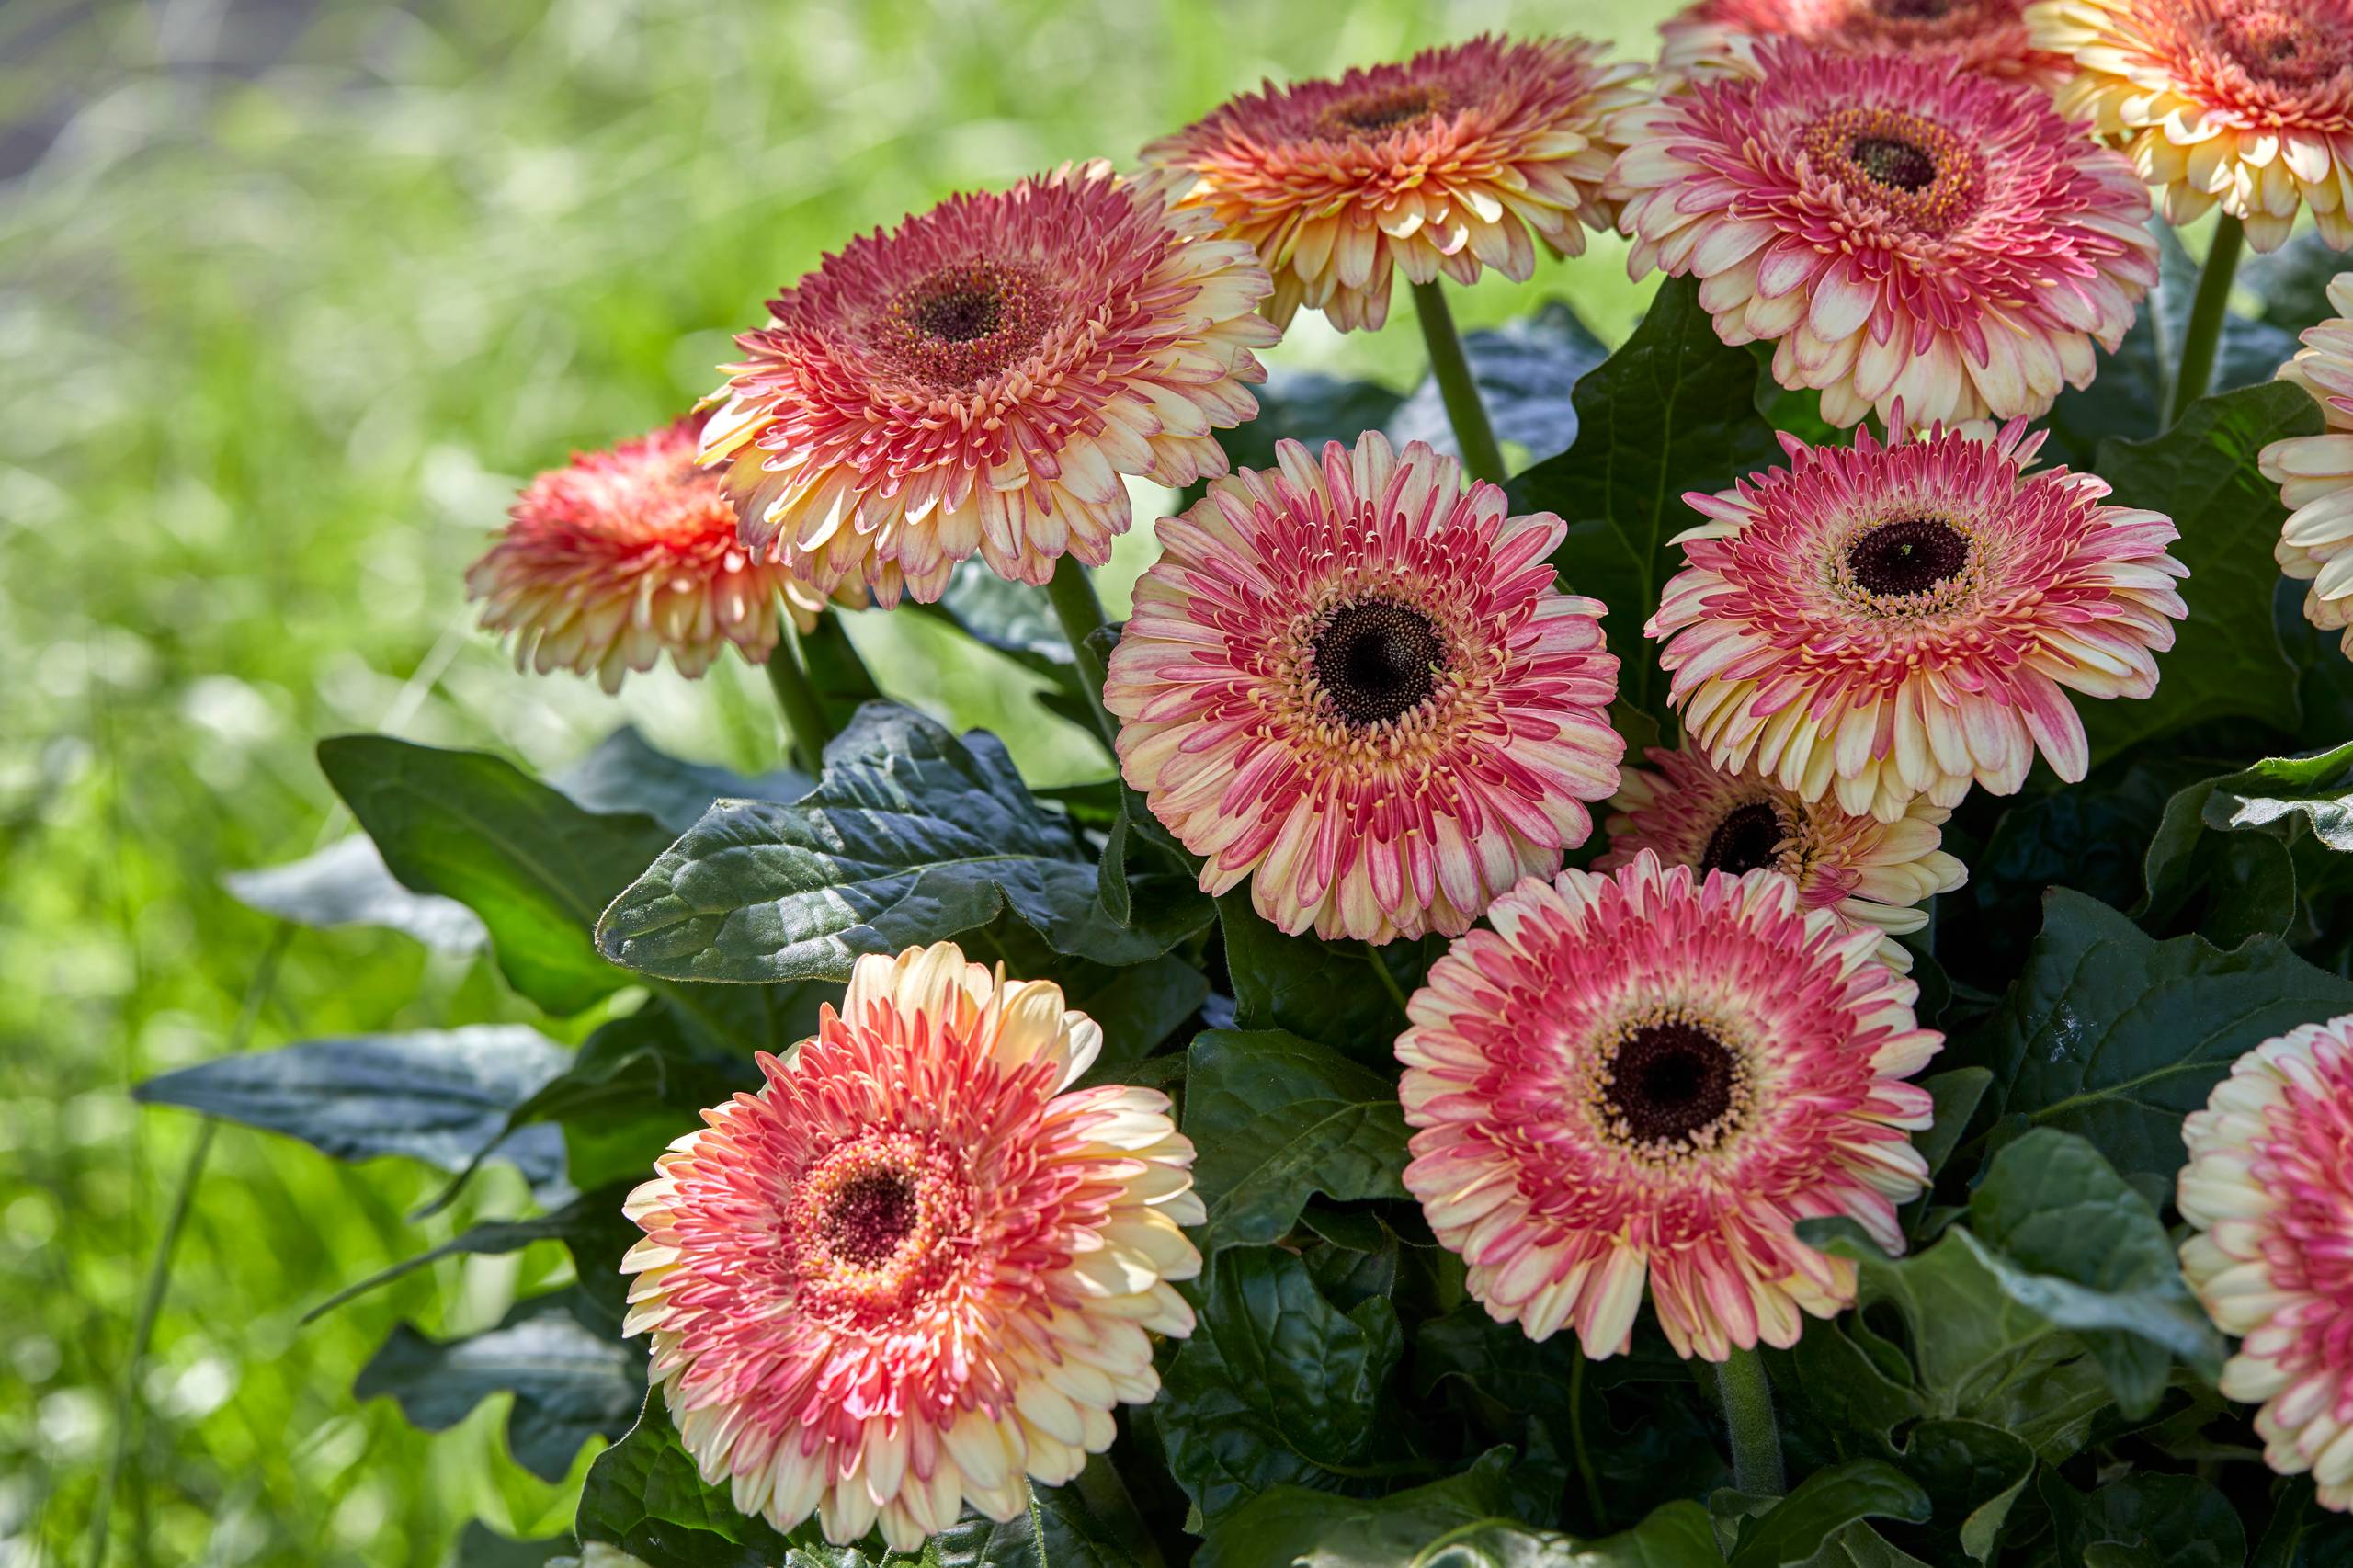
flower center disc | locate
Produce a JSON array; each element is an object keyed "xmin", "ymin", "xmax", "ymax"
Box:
[
  {"xmin": 1869, "ymin": 0, "xmax": 1957, "ymax": 20},
  {"xmin": 886, "ymin": 258, "xmax": 1045, "ymax": 389},
  {"xmin": 1324, "ymin": 85, "xmax": 1449, "ymax": 138},
  {"xmin": 2219, "ymin": 9, "xmax": 2351, "ymax": 86},
  {"xmin": 820, "ymin": 1166, "xmax": 920, "ymax": 1266},
  {"xmin": 1847, "ymin": 517, "xmax": 1972, "ymax": 597},
  {"xmin": 1848, "ymin": 135, "xmax": 1939, "ymax": 194},
  {"xmin": 1699, "ymin": 801, "xmax": 1788, "ymax": 877},
  {"xmin": 1312, "ymin": 599, "xmax": 1446, "ymax": 725},
  {"xmin": 1804, "ymin": 108, "xmax": 1979, "ymax": 232},
  {"xmin": 1604, "ymin": 1022, "xmax": 1742, "ymax": 1148}
]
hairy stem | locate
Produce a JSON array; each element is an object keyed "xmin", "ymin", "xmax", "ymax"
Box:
[
  {"xmin": 1715, "ymin": 1345, "xmax": 1787, "ymax": 1496},
  {"xmin": 1411, "ymin": 278, "xmax": 1508, "ymax": 486}
]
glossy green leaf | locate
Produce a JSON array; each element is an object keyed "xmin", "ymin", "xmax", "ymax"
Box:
[
  {"xmin": 1390, "ymin": 299, "xmax": 1610, "ymax": 467},
  {"xmin": 551, "ymin": 724, "xmax": 811, "ymax": 832},
  {"xmin": 2143, "ymin": 742, "xmax": 2353, "ymax": 938},
  {"xmin": 2251, "ymin": 1481, "xmax": 2353, "ymax": 1567},
  {"xmin": 1726, "ymin": 1460, "xmax": 1930, "ymax": 1568},
  {"xmin": 575, "ymin": 1394, "xmax": 797, "ymax": 1568},
  {"xmin": 1215, "ymin": 892, "xmax": 1421, "ymax": 1061},
  {"xmin": 2040, "ymin": 1470, "xmax": 2245, "ymax": 1568},
  {"xmin": 1505, "ymin": 275, "xmax": 1781, "ymax": 716},
  {"xmin": 222, "ymin": 833, "xmax": 488, "ymax": 953}
]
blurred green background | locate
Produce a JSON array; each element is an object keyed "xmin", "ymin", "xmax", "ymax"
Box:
[{"xmin": 0, "ymin": 1, "xmax": 1672, "ymax": 1562}]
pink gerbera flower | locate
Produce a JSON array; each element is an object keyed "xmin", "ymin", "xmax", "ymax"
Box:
[
  {"xmin": 1597, "ymin": 744, "xmax": 1967, "ymax": 970},
  {"xmin": 1141, "ymin": 36, "xmax": 1647, "ymax": 333},
  {"xmin": 1610, "ymin": 40, "xmax": 2156, "ymax": 427},
  {"xmin": 1649, "ymin": 418, "xmax": 2188, "ymax": 822},
  {"xmin": 702, "ymin": 161, "xmax": 1278, "ymax": 606},
  {"xmin": 2262, "ymin": 271, "xmax": 2353, "ymax": 657},
  {"xmin": 620, "ymin": 942, "xmax": 1202, "ymax": 1551},
  {"xmin": 1103, "ymin": 434, "xmax": 1623, "ymax": 944},
  {"xmin": 1397, "ymin": 852, "xmax": 1940, "ymax": 1361},
  {"xmin": 1660, "ymin": 0, "xmax": 2070, "ymax": 90},
  {"xmin": 2178, "ymin": 1016, "xmax": 2353, "ymax": 1512},
  {"xmin": 465, "ymin": 415, "xmax": 824, "ymax": 693},
  {"xmin": 2029, "ymin": 0, "xmax": 2353, "ymax": 252}
]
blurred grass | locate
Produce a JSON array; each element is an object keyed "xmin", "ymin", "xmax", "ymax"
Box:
[{"xmin": 0, "ymin": 1, "xmax": 1670, "ymax": 1562}]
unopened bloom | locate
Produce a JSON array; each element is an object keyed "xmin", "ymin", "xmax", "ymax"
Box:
[
  {"xmin": 1397, "ymin": 852, "xmax": 1940, "ymax": 1361},
  {"xmin": 2178, "ymin": 1016, "xmax": 2353, "ymax": 1512},
  {"xmin": 1142, "ymin": 36, "xmax": 1646, "ymax": 333},
  {"xmin": 466, "ymin": 415, "xmax": 823, "ymax": 692},
  {"xmin": 703, "ymin": 161, "xmax": 1277, "ymax": 605},
  {"xmin": 1650, "ymin": 418, "xmax": 2188, "ymax": 821},
  {"xmin": 2028, "ymin": 0, "xmax": 2353, "ymax": 252},
  {"xmin": 1660, "ymin": 0, "xmax": 2069, "ymax": 89},
  {"xmin": 2262, "ymin": 271, "xmax": 2353, "ymax": 656},
  {"xmin": 1597, "ymin": 744, "xmax": 1966, "ymax": 969},
  {"xmin": 620, "ymin": 943, "xmax": 1202, "ymax": 1551},
  {"xmin": 1611, "ymin": 40, "xmax": 2156, "ymax": 426},
  {"xmin": 1104, "ymin": 434, "xmax": 1622, "ymax": 944}
]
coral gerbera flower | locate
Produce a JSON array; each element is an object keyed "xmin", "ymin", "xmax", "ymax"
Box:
[
  {"xmin": 1649, "ymin": 418, "xmax": 2188, "ymax": 822},
  {"xmin": 1596, "ymin": 744, "xmax": 1967, "ymax": 970},
  {"xmin": 1140, "ymin": 36, "xmax": 1647, "ymax": 334},
  {"xmin": 1397, "ymin": 851, "xmax": 1940, "ymax": 1360},
  {"xmin": 2028, "ymin": 0, "xmax": 2353, "ymax": 252},
  {"xmin": 702, "ymin": 161, "xmax": 1278, "ymax": 606},
  {"xmin": 619, "ymin": 942, "xmax": 1202, "ymax": 1551},
  {"xmin": 465, "ymin": 415, "xmax": 824, "ymax": 693},
  {"xmin": 1103, "ymin": 434, "xmax": 1623, "ymax": 944},
  {"xmin": 1610, "ymin": 40, "xmax": 2156, "ymax": 427},
  {"xmin": 2178, "ymin": 1016, "xmax": 2353, "ymax": 1512},
  {"xmin": 2262, "ymin": 271, "xmax": 2353, "ymax": 657},
  {"xmin": 1660, "ymin": 0, "xmax": 2069, "ymax": 90}
]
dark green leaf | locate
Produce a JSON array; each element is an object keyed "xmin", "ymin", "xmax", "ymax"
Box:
[
  {"xmin": 2041, "ymin": 1470, "xmax": 2246, "ymax": 1568},
  {"xmin": 134, "ymin": 1025, "xmax": 567, "ymax": 1192},
  {"xmin": 949, "ymin": 915, "xmax": 1207, "ymax": 1088},
  {"xmin": 2080, "ymin": 381, "xmax": 2320, "ymax": 764},
  {"xmin": 307, "ymin": 1180, "xmax": 638, "ymax": 1331},
  {"xmin": 1727, "ymin": 1460, "xmax": 1930, "ymax": 1568},
  {"xmin": 1182, "ymin": 1029, "xmax": 1410, "ymax": 1253},
  {"xmin": 320, "ymin": 734, "xmax": 678, "ymax": 1015},
  {"xmin": 919, "ymin": 558, "xmax": 1078, "ymax": 680},
  {"xmin": 1215, "ymin": 892, "xmax": 1415, "ymax": 1060},
  {"xmin": 1214, "ymin": 367, "xmax": 1408, "ymax": 480},
  {"xmin": 2244, "ymin": 230, "xmax": 2346, "ymax": 332},
  {"xmin": 552, "ymin": 724, "xmax": 811, "ymax": 833},
  {"xmin": 1960, "ymin": 889, "xmax": 2353, "ymax": 1179},
  {"xmin": 356, "ymin": 1287, "xmax": 642, "ymax": 1483},
  {"xmin": 1915, "ymin": 1067, "xmax": 1994, "ymax": 1181},
  {"xmin": 918, "ymin": 1475, "xmax": 1138, "ymax": 1568},
  {"xmin": 795, "ymin": 615, "xmax": 885, "ymax": 735},
  {"xmin": 2252, "ymin": 1481, "xmax": 2353, "ymax": 1567},
  {"xmin": 1894, "ymin": 1419, "xmax": 2034, "ymax": 1563},
  {"xmin": 597, "ymin": 703, "xmax": 1207, "ymax": 983},
  {"xmin": 1390, "ymin": 299, "xmax": 1610, "ymax": 466},
  {"xmin": 576, "ymin": 1394, "xmax": 797, "ymax": 1568},
  {"xmin": 2143, "ymin": 742, "xmax": 2353, "ymax": 937},
  {"xmin": 222, "ymin": 834, "xmax": 487, "ymax": 953},
  {"xmin": 1158, "ymin": 1245, "xmax": 1409, "ymax": 1528},
  {"xmin": 1505, "ymin": 275, "xmax": 1781, "ymax": 716},
  {"xmin": 449, "ymin": 1521, "xmax": 574, "ymax": 1567}
]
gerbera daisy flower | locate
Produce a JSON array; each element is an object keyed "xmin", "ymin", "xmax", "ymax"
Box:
[
  {"xmin": 2028, "ymin": 0, "xmax": 2353, "ymax": 252},
  {"xmin": 1140, "ymin": 36, "xmax": 1647, "ymax": 334},
  {"xmin": 1596, "ymin": 744, "xmax": 1967, "ymax": 969},
  {"xmin": 620, "ymin": 942, "xmax": 1202, "ymax": 1551},
  {"xmin": 1102, "ymin": 433, "xmax": 1623, "ymax": 944},
  {"xmin": 1609, "ymin": 40, "xmax": 2157, "ymax": 427},
  {"xmin": 465, "ymin": 415, "xmax": 825, "ymax": 693},
  {"xmin": 2262, "ymin": 271, "xmax": 2353, "ymax": 657},
  {"xmin": 1397, "ymin": 851, "xmax": 1939, "ymax": 1360},
  {"xmin": 701, "ymin": 160, "xmax": 1278, "ymax": 606},
  {"xmin": 2178, "ymin": 1016, "xmax": 2353, "ymax": 1512},
  {"xmin": 1649, "ymin": 417, "xmax": 2188, "ymax": 822},
  {"xmin": 1660, "ymin": 0, "xmax": 2069, "ymax": 90}
]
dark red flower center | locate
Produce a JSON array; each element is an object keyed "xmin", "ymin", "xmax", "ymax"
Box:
[
  {"xmin": 1313, "ymin": 599, "xmax": 1447, "ymax": 725},
  {"xmin": 884, "ymin": 258, "xmax": 1049, "ymax": 389},
  {"xmin": 819, "ymin": 1166, "xmax": 919, "ymax": 1266},
  {"xmin": 1847, "ymin": 517, "xmax": 1972, "ymax": 597},
  {"xmin": 2217, "ymin": 9, "xmax": 2352, "ymax": 86},
  {"xmin": 1604, "ymin": 1023, "xmax": 1741, "ymax": 1147},
  {"xmin": 1869, "ymin": 0, "xmax": 1958, "ymax": 20},
  {"xmin": 1323, "ymin": 85, "xmax": 1449, "ymax": 138},
  {"xmin": 1699, "ymin": 801, "xmax": 1789, "ymax": 877},
  {"xmin": 1848, "ymin": 135, "xmax": 1939, "ymax": 194}
]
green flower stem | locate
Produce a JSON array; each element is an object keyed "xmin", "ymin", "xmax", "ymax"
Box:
[
  {"xmin": 1410, "ymin": 278, "xmax": 1508, "ymax": 486},
  {"xmin": 1046, "ymin": 554, "xmax": 1123, "ymax": 756},
  {"xmin": 1714, "ymin": 1346, "xmax": 1787, "ymax": 1496},
  {"xmin": 1569, "ymin": 1353, "xmax": 1609, "ymax": 1531},
  {"xmin": 765, "ymin": 637, "xmax": 835, "ymax": 774},
  {"xmin": 2165, "ymin": 214, "xmax": 2245, "ymax": 429}
]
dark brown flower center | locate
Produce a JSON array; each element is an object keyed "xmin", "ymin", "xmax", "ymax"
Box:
[
  {"xmin": 1313, "ymin": 599, "xmax": 1446, "ymax": 726},
  {"xmin": 884, "ymin": 258, "xmax": 1047, "ymax": 389},
  {"xmin": 1848, "ymin": 135, "xmax": 1939, "ymax": 194},
  {"xmin": 1324, "ymin": 85, "xmax": 1448, "ymax": 137},
  {"xmin": 819, "ymin": 1166, "xmax": 919, "ymax": 1267},
  {"xmin": 1699, "ymin": 801, "xmax": 1788, "ymax": 877},
  {"xmin": 1803, "ymin": 107, "xmax": 1980, "ymax": 232},
  {"xmin": 2219, "ymin": 10, "xmax": 2351, "ymax": 86},
  {"xmin": 908, "ymin": 278, "xmax": 1005, "ymax": 345},
  {"xmin": 1870, "ymin": 0, "xmax": 1958, "ymax": 20},
  {"xmin": 1604, "ymin": 1023, "xmax": 1740, "ymax": 1147},
  {"xmin": 1847, "ymin": 517, "xmax": 1972, "ymax": 597}
]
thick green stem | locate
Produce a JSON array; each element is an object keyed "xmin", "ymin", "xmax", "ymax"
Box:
[
  {"xmin": 1569, "ymin": 1353, "xmax": 1609, "ymax": 1531},
  {"xmin": 765, "ymin": 639, "xmax": 835, "ymax": 774},
  {"xmin": 1045, "ymin": 555, "xmax": 1122, "ymax": 756},
  {"xmin": 1410, "ymin": 278, "xmax": 1508, "ymax": 486},
  {"xmin": 1715, "ymin": 1346, "xmax": 1786, "ymax": 1496},
  {"xmin": 2165, "ymin": 215, "xmax": 2245, "ymax": 428}
]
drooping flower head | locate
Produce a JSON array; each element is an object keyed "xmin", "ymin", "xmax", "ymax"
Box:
[
  {"xmin": 702, "ymin": 161, "xmax": 1278, "ymax": 606},
  {"xmin": 2262, "ymin": 272, "xmax": 2353, "ymax": 657},
  {"xmin": 1648, "ymin": 417, "xmax": 2188, "ymax": 822},
  {"xmin": 1660, "ymin": 0, "xmax": 2069, "ymax": 90},
  {"xmin": 1104, "ymin": 434, "xmax": 1623, "ymax": 944},
  {"xmin": 1397, "ymin": 852, "xmax": 1940, "ymax": 1361},
  {"xmin": 1141, "ymin": 36, "xmax": 1647, "ymax": 333},
  {"xmin": 1610, "ymin": 40, "xmax": 2157, "ymax": 426},
  {"xmin": 620, "ymin": 943, "xmax": 1202, "ymax": 1551},
  {"xmin": 465, "ymin": 415, "xmax": 825, "ymax": 693},
  {"xmin": 1597, "ymin": 744, "xmax": 1967, "ymax": 969},
  {"xmin": 2178, "ymin": 1016, "xmax": 2353, "ymax": 1512},
  {"xmin": 2028, "ymin": 0, "xmax": 2353, "ymax": 252}
]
